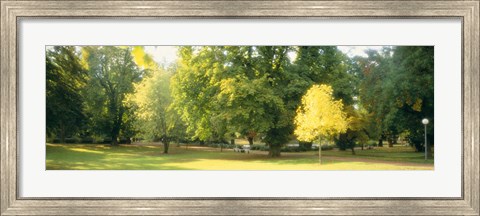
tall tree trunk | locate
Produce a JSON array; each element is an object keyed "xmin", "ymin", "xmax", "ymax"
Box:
[
  {"xmin": 163, "ymin": 142, "xmax": 169, "ymax": 154},
  {"xmin": 230, "ymin": 139, "xmax": 235, "ymax": 145},
  {"xmin": 111, "ymin": 121, "xmax": 120, "ymax": 146},
  {"xmin": 351, "ymin": 147, "xmax": 356, "ymax": 155},
  {"xmin": 378, "ymin": 138, "xmax": 383, "ymax": 147},
  {"xmin": 162, "ymin": 134, "xmax": 170, "ymax": 154},
  {"xmin": 111, "ymin": 105, "xmax": 123, "ymax": 146},
  {"xmin": 268, "ymin": 144, "xmax": 281, "ymax": 157},
  {"xmin": 111, "ymin": 134, "xmax": 118, "ymax": 146},
  {"xmin": 246, "ymin": 131, "xmax": 256, "ymax": 145},
  {"xmin": 392, "ymin": 135, "xmax": 398, "ymax": 144},
  {"xmin": 60, "ymin": 123, "xmax": 66, "ymax": 144},
  {"xmin": 247, "ymin": 137, "xmax": 254, "ymax": 145}
]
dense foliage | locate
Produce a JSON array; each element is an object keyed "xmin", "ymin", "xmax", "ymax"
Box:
[
  {"xmin": 46, "ymin": 46, "xmax": 88, "ymax": 142},
  {"xmin": 46, "ymin": 45, "xmax": 434, "ymax": 157},
  {"xmin": 354, "ymin": 47, "xmax": 434, "ymax": 152}
]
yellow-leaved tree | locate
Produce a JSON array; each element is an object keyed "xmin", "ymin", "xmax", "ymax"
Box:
[
  {"xmin": 294, "ymin": 84, "xmax": 349, "ymax": 164},
  {"xmin": 125, "ymin": 67, "xmax": 183, "ymax": 154}
]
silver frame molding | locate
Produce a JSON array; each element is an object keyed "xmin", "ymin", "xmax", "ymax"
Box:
[{"xmin": 1, "ymin": 1, "xmax": 479, "ymax": 215}]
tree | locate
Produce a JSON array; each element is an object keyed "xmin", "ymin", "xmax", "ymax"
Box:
[
  {"xmin": 294, "ymin": 84, "xmax": 349, "ymax": 163},
  {"xmin": 172, "ymin": 46, "xmax": 291, "ymax": 157},
  {"xmin": 82, "ymin": 46, "xmax": 146, "ymax": 145},
  {"xmin": 218, "ymin": 46, "xmax": 287, "ymax": 149},
  {"xmin": 354, "ymin": 48, "xmax": 394, "ymax": 147},
  {"xmin": 252, "ymin": 46, "xmax": 294, "ymax": 157},
  {"xmin": 46, "ymin": 46, "xmax": 87, "ymax": 142},
  {"xmin": 290, "ymin": 47, "xmax": 357, "ymax": 105},
  {"xmin": 127, "ymin": 66, "xmax": 182, "ymax": 153},
  {"xmin": 217, "ymin": 75, "xmax": 284, "ymax": 145},
  {"xmin": 355, "ymin": 47, "xmax": 434, "ymax": 152},
  {"xmin": 335, "ymin": 106, "xmax": 369, "ymax": 154},
  {"xmin": 171, "ymin": 46, "xmax": 225, "ymax": 143},
  {"xmin": 287, "ymin": 46, "xmax": 357, "ymax": 149},
  {"xmin": 387, "ymin": 46, "xmax": 434, "ymax": 152},
  {"xmin": 172, "ymin": 46, "xmax": 358, "ymax": 157}
]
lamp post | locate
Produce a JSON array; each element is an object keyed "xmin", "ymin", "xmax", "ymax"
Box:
[{"xmin": 422, "ymin": 118, "xmax": 429, "ymax": 160}]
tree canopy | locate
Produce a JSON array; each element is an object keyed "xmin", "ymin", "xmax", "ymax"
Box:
[
  {"xmin": 82, "ymin": 46, "xmax": 146, "ymax": 145},
  {"xmin": 46, "ymin": 45, "xmax": 434, "ymax": 158},
  {"xmin": 46, "ymin": 46, "xmax": 88, "ymax": 142},
  {"xmin": 354, "ymin": 46, "xmax": 434, "ymax": 152},
  {"xmin": 294, "ymin": 84, "xmax": 349, "ymax": 142}
]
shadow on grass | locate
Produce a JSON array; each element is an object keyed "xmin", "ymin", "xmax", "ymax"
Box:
[
  {"xmin": 46, "ymin": 144, "xmax": 197, "ymax": 170},
  {"xmin": 46, "ymin": 144, "xmax": 433, "ymax": 170}
]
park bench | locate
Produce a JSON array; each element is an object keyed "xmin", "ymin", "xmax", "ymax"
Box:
[{"xmin": 233, "ymin": 145, "xmax": 250, "ymax": 153}]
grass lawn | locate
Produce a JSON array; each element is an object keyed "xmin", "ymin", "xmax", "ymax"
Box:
[
  {"xmin": 46, "ymin": 143, "xmax": 433, "ymax": 170},
  {"xmin": 322, "ymin": 146, "xmax": 434, "ymax": 164}
]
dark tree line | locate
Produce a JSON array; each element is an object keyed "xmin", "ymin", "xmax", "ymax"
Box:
[{"xmin": 47, "ymin": 46, "xmax": 147, "ymax": 145}]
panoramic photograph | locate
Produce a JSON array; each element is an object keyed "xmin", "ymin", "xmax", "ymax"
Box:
[{"xmin": 46, "ymin": 45, "xmax": 434, "ymax": 170}]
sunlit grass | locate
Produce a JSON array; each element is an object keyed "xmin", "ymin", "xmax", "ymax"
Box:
[
  {"xmin": 46, "ymin": 143, "xmax": 433, "ymax": 170},
  {"xmin": 322, "ymin": 146, "xmax": 434, "ymax": 164}
]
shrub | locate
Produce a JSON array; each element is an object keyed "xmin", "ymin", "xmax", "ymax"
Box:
[
  {"xmin": 312, "ymin": 145, "xmax": 334, "ymax": 151},
  {"xmin": 119, "ymin": 138, "xmax": 132, "ymax": 144},
  {"xmin": 335, "ymin": 133, "xmax": 356, "ymax": 151},
  {"xmin": 102, "ymin": 137, "xmax": 112, "ymax": 144},
  {"xmin": 367, "ymin": 140, "xmax": 377, "ymax": 146},
  {"xmin": 250, "ymin": 145, "xmax": 260, "ymax": 150},
  {"xmin": 321, "ymin": 145, "xmax": 334, "ymax": 151},
  {"xmin": 207, "ymin": 143, "xmax": 235, "ymax": 149},
  {"xmin": 50, "ymin": 137, "xmax": 61, "ymax": 143},
  {"xmin": 81, "ymin": 137, "xmax": 94, "ymax": 143},
  {"xmin": 281, "ymin": 146, "xmax": 305, "ymax": 152},
  {"xmin": 250, "ymin": 145, "xmax": 269, "ymax": 151},
  {"xmin": 297, "ymin": 144, "xmax": 311, "ymax": 152},
  {"xmin": 92, "ymin": 136, "xmax": 104, "ymax": 144},
  {"xmin": 226, "ymin": 144, "xmax": 236, "ymax": 149},
  {"xmin": 64, "ymin": 136, "xmax": 81, "ymax": 144},
  {"xmin": 207, "ymin": 143, "xmax": 217, "ymax": 148}
]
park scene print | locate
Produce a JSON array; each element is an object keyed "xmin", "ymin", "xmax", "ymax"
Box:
[{"xmin": 46, "ymin": 46, "xmax": 434, "ymax": 170}]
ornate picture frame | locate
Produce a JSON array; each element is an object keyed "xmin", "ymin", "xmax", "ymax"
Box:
[{"xmin": 1, "ymin": 1, "xmax": 478, "ymax": 215}]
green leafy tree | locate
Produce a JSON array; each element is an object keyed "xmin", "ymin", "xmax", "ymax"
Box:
[
  {"xmin": 387, "ymin": 46, "xmax": 434, "ymax": 153},
  {"xmin": 171, "ymin": 46, "xmax": 292, "ymax": 156},
  {"xmin": 335, "ymin": 106, "xmax": 369, "ymax": 154},
  {"xmin": 82, "ymin": 46, "xmax": 146, "ymax": 145},
  {"xmin": 355, "ymin": 48, "xmax": 394, "ymax": 147},
  {"xmin": 172, "ymin": 46, "xmax": 358, "ymax": 157},
  {"xmin": 127, "ymin": 65, "xmax": 185, "ymax": 153},
  {"xmin": 251, "ymin": 46, "xmax": 294, "ymax": 157},
  {"xmin": 356, "ymin": 47, "xmax": 434, "ymax": 152},
  {"xmin": 46, "ymin": 46, "xmax": 87, "ymax": 142},
  {"xmin": 219, "ymin": 46, "xmax": 286, "ymax": 148},
  {"xmin": 171, "ymin": 46, "xmax": 225, "ymax": 143},
  {"xmin": 290, "ymin": 46, "xmax": 357, "ymax": 105}
]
